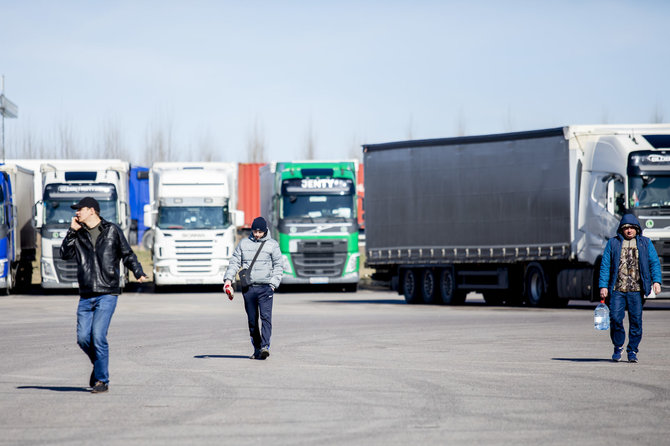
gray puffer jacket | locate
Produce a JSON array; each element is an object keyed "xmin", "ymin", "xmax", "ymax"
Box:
[{"xmin": 224, "ymin": 231, "xmax": 283, "ymax": 289}]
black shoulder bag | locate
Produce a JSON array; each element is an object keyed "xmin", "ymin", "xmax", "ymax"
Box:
[{"xmin": 238, "ymin": 241, "xmax": 267, "ymax": 289}]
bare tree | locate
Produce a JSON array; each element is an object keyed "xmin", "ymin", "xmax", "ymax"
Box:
[
  {"xmin": 145, "ymin": 113, "xmax": 175, "ymax": 163},
  {"xmin": 456, "ymin": 108, "xmax": 466, "ymax": 137},
  {"xmin": 200, "ymin": 138, "xmax": 217, "ymax": 162},
  {"xmin": 652, "ymin": 103, "xmax": 665, "ymax": 123},
  {"xmin": 600, "ymin": 107, "xmax": 610, "ymax": 124},
  {"xmin": 20, "ymin": 124, "xmax": 44, "ymax": 158},
  {"xmin": 247, "ymin": 117, "xmax": 266, "ymax": 162},
  {"xmin": 503, "ymin": 106, "xmax": 514, "ymax": 132},
  {"xmin": 304, "ymin": 117, "xmax": 316, "ymax": 160},
  {"xmin": 57, "ymin": 118, "xmax": 79, "ymax": 158},
  {"xmin": 348, "ymin": 133, "xmax": 363, "ymax": 163},
  {"xmin": 100, "ymin": 116, "xmax": 128, "ymax": 160},
  {"xmin": 6, "ymin": 121, "xmax": 40, "ymax": 158}
]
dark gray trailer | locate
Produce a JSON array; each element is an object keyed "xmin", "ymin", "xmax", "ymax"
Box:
[{"xmin": 363, "ymin": 125, "xmax": 670, "ymax": 306}]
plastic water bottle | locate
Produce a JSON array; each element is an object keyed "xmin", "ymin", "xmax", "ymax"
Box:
[{"xmin": 594, "ymin": 302, "xmax": 610, "ymax": 330}]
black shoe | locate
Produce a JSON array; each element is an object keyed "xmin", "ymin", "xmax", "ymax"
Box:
[
  {"xmin": 249, "ymin": 352, "xmax": 260, "ymax": 359},
  {"xmin": 91, "ymin": 381, "xmax": 108, "ymax": 393},
  {"xmin": 89, "ymin": 370, "xmax": 96, "ymax": 388},
  {"xmin": 260, "ymin": 347, "xmax": 270, "ymax": 360},
  {"xmin": 628, "ymin": 351, "xmax": 639, "ymax": 363}
]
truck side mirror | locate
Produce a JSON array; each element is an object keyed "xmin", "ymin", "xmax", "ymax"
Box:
[
  {"xmin": 33, "ymin": 201, "xmax": 43, "ymax": 229},
  {"xmin": 119, "ymin": 201, "xmax": 130, "ymax": 229},
  {"xmin": 231, "ymin": 210, "xmax": 245, "ymax": 227},
  {"xmin": 143, "ymin": 203, "xmax": 155, "ymax": 228},
  {"xmin": 606, "ymin": 177, "xmax": 625, "ymax": 216}
]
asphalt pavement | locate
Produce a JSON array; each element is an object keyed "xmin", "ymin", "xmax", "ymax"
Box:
[{"xmin": 1, "ymin": 287, "xmax": 669, "ymax": 445}]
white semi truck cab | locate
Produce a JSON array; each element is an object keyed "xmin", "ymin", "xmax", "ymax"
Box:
[
  {"xmin": 144, "ymin": 162, "xmax": 243, "ymax": 287},
  {"xmin": 37, "ymin": 161, "xmax": 130, "ymax": 288}
]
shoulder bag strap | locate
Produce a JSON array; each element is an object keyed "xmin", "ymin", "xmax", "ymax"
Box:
[{"xmin": 248, "ymin": 240, "xmax": 267, "ymax": 272}]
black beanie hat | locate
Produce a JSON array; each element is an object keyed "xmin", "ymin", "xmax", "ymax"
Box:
[{"xmin": 251, "ymin": 217, "xmax": 268, "ymax": 232}]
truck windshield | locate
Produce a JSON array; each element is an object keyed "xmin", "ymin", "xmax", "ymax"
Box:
[
  {"xmin": 281, "ymin": 194, "xmax": 355, "ymax": 220},
  {"xmin": 158, "ymin": 206, "xmax": 229, "ymax": 229},
  {"xmin": 44, "ymin": 199, "xmax": 117, "ymax": 225},
  {"xmin": 629, "ymin": 175, "xmax": 670, "ymax": 208}
]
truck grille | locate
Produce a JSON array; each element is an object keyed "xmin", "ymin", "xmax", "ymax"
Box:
[
  {"xmin": 292, "ymin": 239, "xmax": 348, "ymax": 278},
  {"xmin": 174, "ymin": 239, "xmax": 216, "ymax": 274},
  {"xmin": 52, "ymin": 247, "xmax": 78, "ymax": 283},
  {"xmin": 652, "ymin": 240, "xmax": 670, "ymax": 288}
]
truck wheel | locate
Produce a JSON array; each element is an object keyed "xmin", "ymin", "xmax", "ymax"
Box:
[
  {"xmin": 524, "ymin": 263, "xmax": 551, "ymax": 307},
  {"xmin": 402, "ymin": 269, "xmax": 420, "ymax": 304},
  {"xmin": 14, "ymin": 260, "xmax": 32, "ymax": 292},
  {"xmin": 438, "ymin": 268, "xmax": 465, "ymax": 305},
  {"xmin": 420, "ymin": 269, "xmax": 437, "ymax": 304},
  {"xmin": 129, "ymin": 229, "xmax": 138, "ymax": 246}
]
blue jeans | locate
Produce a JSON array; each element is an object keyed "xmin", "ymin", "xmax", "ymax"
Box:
[
  {"xmin": 243, "ymin": 285, "xmax": 274, "ymax": 352},
  {"xmin": 77, "ymin": 294, "xmax": 118, "ymax": 384},
  {"xmin": 609, "ymin": 290, "xmax": 643, "ymax": 353}
]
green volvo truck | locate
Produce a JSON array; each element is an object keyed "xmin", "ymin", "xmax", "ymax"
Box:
[{"xmin": 260, "ymin": 161, "xmax": 360, "ymax": 290}]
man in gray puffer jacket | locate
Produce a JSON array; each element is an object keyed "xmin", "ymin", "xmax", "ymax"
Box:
[{"xmin": 224, "ymin": 217, "xmax": 283, "ymax": 359}]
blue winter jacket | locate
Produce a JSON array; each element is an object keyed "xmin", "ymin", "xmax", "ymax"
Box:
[{"xmin": 598, "ymin": 213, "xmax": 662, "ymax": 296}]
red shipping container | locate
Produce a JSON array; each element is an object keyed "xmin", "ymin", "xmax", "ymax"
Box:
[{"xmin": 237, "ymin": 163, "xmax": 265, "ymax": 229}]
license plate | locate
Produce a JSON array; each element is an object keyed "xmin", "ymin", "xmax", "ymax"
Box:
[{"xmin": 309, "ymin": 277, "xmax": 329, "ymax": 284}]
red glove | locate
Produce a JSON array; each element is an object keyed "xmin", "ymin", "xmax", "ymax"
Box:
[{"xmin": 224, "ymin": 284, "xmax": 234, "ymax": 300}]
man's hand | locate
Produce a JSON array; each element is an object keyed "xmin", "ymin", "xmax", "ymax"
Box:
[
  {"xmin": 653, "ymin": 282, "xmax": 661, "ymax": 295},
  {"xmin": 600, "ymin": 287, "xmax": 608, "ymax": 300},
  {"xmin": 224, "ymin": 280, "xmax": 234, "ymax": 300},
  {"xmin": 137, "ymin": 275, "xmax": 149, "ymax": 283},
  {"xmin": 70, "ymin": 217, "xmax": 82, "ymax": 231}
]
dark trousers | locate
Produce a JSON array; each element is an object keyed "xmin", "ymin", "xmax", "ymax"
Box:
[
  {"xmin": 243, "ymin": 285, "xmax": 274, "ymax": 352},
  {"xmin": 610, "ymin": 290, "xmax": 643, "ymax": 353}
]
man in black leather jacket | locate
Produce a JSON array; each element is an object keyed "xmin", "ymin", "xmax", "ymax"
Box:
[{"xmin": 60, "ymin": 197, "xmax": 147, "ymax": 393}]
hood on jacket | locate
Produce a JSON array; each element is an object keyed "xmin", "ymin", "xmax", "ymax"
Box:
[
  {"xmin": 617, "ymin": 213, "xmax": 642, "ymax": 236},
  {"xmin": 248, "ymin": 229, "xmax": 271, "ymax": 242}
]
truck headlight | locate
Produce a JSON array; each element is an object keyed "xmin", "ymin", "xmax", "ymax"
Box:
[
  {"xmin": 282, "ymin": 254, "xmax": 294, "ymax": 275},
  {"xmin": 155, "ymin": 266, "xmax": 170, "ymax": 274},
  {"xmin": 41, "ymin": 261, "xmax": 55, "ymax": 278},
  {"xmin": 344, "ymin": 253, "xmax": 359, "ymax": 274}
]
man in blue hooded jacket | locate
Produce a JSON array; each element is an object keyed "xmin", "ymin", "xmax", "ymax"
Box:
[{"xmin": 599, "ymin": 213, "xmax": 661, "ymax": 363}]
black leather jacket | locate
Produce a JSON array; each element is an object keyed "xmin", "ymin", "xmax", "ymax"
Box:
[{"xmin": 60, "ymin": 218, "xmax": 145, "ymax": 295}]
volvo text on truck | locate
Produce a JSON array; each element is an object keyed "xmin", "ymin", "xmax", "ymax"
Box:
[
  {"xmin": 144, "ymin": 162, "xmax": 244, "ymax": 287},
  {"xmin": 363, "ymin": 125, "xmax": 670, "ymax": 306},
  {"xmin": 260, "ymin": 161, "xmax": 360, "ymax": 290}
]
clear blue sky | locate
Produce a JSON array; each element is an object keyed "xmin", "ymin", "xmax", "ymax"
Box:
[{"xmin": 1, "ymin": 0, "xmax": 668, "ymax": 164}]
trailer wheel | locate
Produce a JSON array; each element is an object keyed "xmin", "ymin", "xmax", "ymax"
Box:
[
  {"xmin": 420, "ymin": 269, "xmax": 437, "ymax": 304},
  {"xmin": 524, "ymin": 263, "xmax": 552, "ymax": 307},
  {"xmin": 402, "ymin": 269, "xmax": 420, "ymax": 304},
  {"xmin": 438, "ymin": 268, "xmax": 464, "ymax": 305},
  {"xmin": 14, "ymin": 260, "xmax": 32, "ymax": 292}
]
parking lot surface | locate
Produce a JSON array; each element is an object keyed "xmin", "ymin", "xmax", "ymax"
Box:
[{"xmin": 1, "ymin": 287, "xmax": 669, "ymax": 445}]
